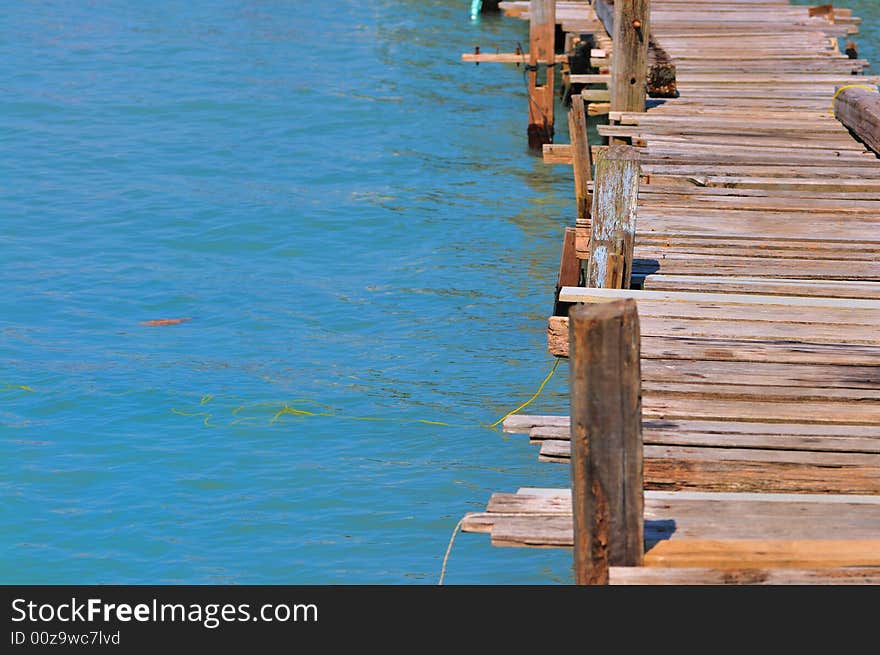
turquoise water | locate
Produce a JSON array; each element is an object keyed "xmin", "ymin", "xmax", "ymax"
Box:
[
  {"xmin": 793, "ymin": 1, "xmax": 880, "ymax": 63},
  {"xmin": 1, "ymin": 1, "xmax": 576, "ymax": 584},
  {"xmin": 4, "ymin": 1, "xmax": 878, "ymax": 585}
]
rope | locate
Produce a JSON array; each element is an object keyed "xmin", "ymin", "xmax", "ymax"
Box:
[
  {"xmin": 438, "ymin": 511, "xmax": 569, "ymax": 584},
  {"xmin": 438, "ymin": 518, "xmax": 463, "ymax": 585},
  {"xmin": 488, "ymin": 358, "xmax": 561, "ymax": 428},
  {"xmin": 830, "ymin": 83, "xmax": 878, "ymax": 112}
]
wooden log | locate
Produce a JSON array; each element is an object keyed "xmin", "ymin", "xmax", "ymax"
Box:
[
  {"xmin": 611, "ymin": 0, "xmax": 650, "ymax": 114},
  {"xmin": 569, "ymin": 300, "xmax": 644, "ymax": 584},
  {"xmin": 568, "ymin": 94, "xmax": 592, "ymax": 222},
  {"xmin": 585, "ymin": 145, "xmax": 641, "ymax": 288},
  {"xmin": 527, "ymin": 0, "xmax": 556, "ymax": 149},
  {"xmin": 834, "ymin": 86, "xmax": 880, "ymax": 156}
]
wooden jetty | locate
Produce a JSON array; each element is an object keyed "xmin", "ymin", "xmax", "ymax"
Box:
[{"xmin": 459, "ymin": 0, "xmax": 880, "ymax": 584}]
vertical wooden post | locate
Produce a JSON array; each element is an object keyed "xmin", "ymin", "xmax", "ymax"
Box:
[
  {"xmin": 585, "ymin": 145, "xmax": 640, "ymax": 288},
  {"xmin": 553, "ymin": 227, "xmax": 580, "ymax": 316},
  {"xmin": 568, "ymin": 94, "xmax": 593, "ymax": 224},
  {"xmin": 610, "ymin": 0, "xmax": 650, "ymax": 114},
  {"xmin": 527, "ymin": 0, "xmax": 556, "ymax": 149},
  {"xmin": 569, "ymin": 299, "xmax": 644, "ymax": 585}
]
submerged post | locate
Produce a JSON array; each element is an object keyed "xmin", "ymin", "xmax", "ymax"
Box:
[
  {"xmin": 610, "ymin": 0, "xmax": 650, "ymax": 114},
  {"xmin": 527, "ymin": 0, "xmax": 556, "ymax": 149},
  {"xmin": 569, "ymin": 299, "xmax": 644, "ymax": 585},
  {"xmin": 585, "ymin": 145, "xmax": 640, "ymax": 288}
]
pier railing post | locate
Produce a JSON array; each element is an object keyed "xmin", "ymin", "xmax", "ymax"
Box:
[
  {"xmin": 585, "ymin": 145, "xmax": 640, "ymax": 289},
  {"xmin": 527, "ymin": 0, "xmax": 556, "ymax": 149},
  {"xmin": 569, "ymin": 299, "xmax": 644, "ymax": 585},
  {"xmin": 611, "ymin": 0, "xmax": 650, "ymax": 114}
]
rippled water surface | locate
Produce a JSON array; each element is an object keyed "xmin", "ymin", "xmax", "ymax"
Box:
[
  {"xmin": 3, "ymin": 1, "xmax": 878, "ymax": 584},
  {"xmin": 1, "ymin": 1, "xmax": 579, "ymax": 584}
]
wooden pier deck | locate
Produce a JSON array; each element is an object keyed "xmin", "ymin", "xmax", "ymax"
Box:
[{"xmin": 459, "ymin": 0, "xmax": 880, "ymax": 583}]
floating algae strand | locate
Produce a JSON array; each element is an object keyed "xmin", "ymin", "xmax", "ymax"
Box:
[{"xmin": 168, "ymin": 358, "xmax": 561, "ymax": 431}]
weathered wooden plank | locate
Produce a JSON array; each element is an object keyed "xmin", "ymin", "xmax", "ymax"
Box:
[
  {"xmin": 549, "ymin": 332, "xmax": 880, "ymax": 366},
  {"xmin": 609, "ymin": 567, "xmax": 880, "ymax": 585},
  {"xmin": 639, "ymin": 360, "xmax": 880, "ymax": 391},
  {"xmin": 640, "ymin": 276, "xmax": 880, "ymax": 298},
  {"xmin": 558, "ymin": 287, "xmax": 880, "ymax": 310},
  {"xmin": 538, "ymin": 425, "xmax": 880, "ymax": 454},
  {"xmin": 634, "ymin": 257, "xmax": 880, "ymax": 281},
  {"xmin": 461, "ymin": 52, "xmax": 568, "ymax": 64},
  {"xmin": 541, "ymin": 439, "xmax": 880, "ymax": 465},
  {"xmin": 550, "ymin": 313, "xmax": 880, "ymax": 351},
  {"xmin": 525, "ymin": 418, "xmax": 880, "ymax": 440},
  {"xmin": 467, "ymin": 491, "xmax": 880, "ymax": 547},
  {"xmin": 542, "ymin": 143, "xmax": 880, "ymax": 166},
  {"xmin": 644, "ymin": 539, "xmax": 880, "ymax": 568}
]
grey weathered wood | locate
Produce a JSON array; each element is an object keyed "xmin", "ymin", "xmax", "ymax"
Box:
[
  {"xmin": 611, "ymin": 0, "xmax": 650, "ymax": 113},
  {"xmin": 568, "ymin": 94, "xmax": 593, "ymax": 222},
  {"xmin": 834, "ymin": 86, "xmax": 880, "ymax": 156},
  {"xmin": 569, "ymin": 300, "xmax": 643, "ymax": 584},
  {"xmin": 559, "ymin": 287, "xmax": 880, "ymax": 310},
  {"xmin": 464, "ymin": 489, "xmax": 880, "ymax": 547},
  {"xmin": 527, "ymin": 0, "xmax": 556, "ymax": 149},
  {"xmin": 585, "ymin": 145, "xmax": 641, "ymax": 288}
]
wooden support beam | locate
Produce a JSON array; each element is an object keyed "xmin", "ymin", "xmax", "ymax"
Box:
[
  {"xmin": 461, "ymin": 52, "xmax": 567, "ymax": 64},
  {"xmin": 611, "ymin": 0, "xmax": 650, "ymax": 114},
  {"xmin": 834, "ymin": 86, "xmax": 880, "ymax": 156},
  {"xmin": 585, "ymin": 145, "xmax": 641, "ymax": 288},
  {"xmin": 569, "ymin": 94, "xmax": 593, "ymax": 223},
  {"xmin": 527, "ymin": 0, "xmax": 556, "ymax": 149},
  {"xmin": 569, "ymin": 300, "xmax": 644, "ymax": 585}
]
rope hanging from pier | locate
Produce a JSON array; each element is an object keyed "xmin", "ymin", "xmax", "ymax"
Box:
[
  {"xmin": 439, "ymin": 511, "xmax": 569, "ymax": 585},
  {"xmin": 488, "ymin": 357, "xmax": 561, "ymax": 428}
]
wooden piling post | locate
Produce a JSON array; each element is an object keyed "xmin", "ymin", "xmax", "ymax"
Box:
[
  {"xmin": 585, "ymin": 145, "xmax": 640, "ymax": 288},
  {"xmin": 610, "ymin": 0, "xmax": 650, "ymax": 114},
  {"xmin": 568, "ymin": 94, "xmax": 593, "ymax": 223},
  {"xmin": 569, "ymin": 299, "xmax": 644, "ymax": 585},
  {"xmin": 527, "ymin": 0, "xmax": 556, "ymax": 149},
  {"xmin": 846, "ymin": 41, "xmax": 860, "ymax": 60}
]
